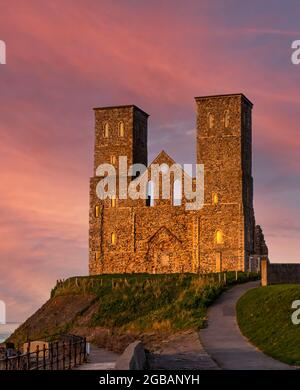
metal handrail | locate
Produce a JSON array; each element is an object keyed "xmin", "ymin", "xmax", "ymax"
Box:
[{"xmin": 0, "ymin": 334, "xmax": 87, "ymax": 370}]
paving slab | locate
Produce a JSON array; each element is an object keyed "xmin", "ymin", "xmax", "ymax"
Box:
[
  {"xmin": 76, "ymin": 345, "xmax": 119, "ymax": 370},
  {"xmin": 148, "ymin": 330, "xmax": 219, "ymax": 370}
]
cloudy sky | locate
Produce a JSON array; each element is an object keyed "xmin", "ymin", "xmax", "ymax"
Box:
[{"xmin": 0, "ymin": 0, "xmax": 300, "ymax": 322}]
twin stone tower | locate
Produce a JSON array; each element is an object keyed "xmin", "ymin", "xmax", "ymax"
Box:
[{"xmin": 89, "ymin": 93, "xmax": 268, "ymax": 275}]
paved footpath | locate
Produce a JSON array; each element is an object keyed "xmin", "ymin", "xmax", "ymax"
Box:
[
  {"xmin": 148, "ymin": 330, "xmax": 219, "ymax": 370},
  {"xmin": 77, "ymin": 345, "xmax": 119, "ymax": 370},
  {"xmin": 200, "ymin": 281, "xmax": 295, "ymax": 370}
]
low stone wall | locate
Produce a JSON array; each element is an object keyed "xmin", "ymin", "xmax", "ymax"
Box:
[
  {"xmin": 115, "ymin": 341, "xmax": 146, "ymax": 370},
  {"xmin": 261, "ymin": 259, "xmax": 300, "ymax": 286}
]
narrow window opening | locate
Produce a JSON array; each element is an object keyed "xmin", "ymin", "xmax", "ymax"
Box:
[
  {"xmin": 103, "ymin": 122, "xmax": 109, "ymax": 138},
  {"xmin": 208, "ymin": 113, "xmax": 214, "ymax": 129},
  {"xmin": 224, "ymin": 110, "xmax": 230, "ymax": 128},
  {"xmin": 110, "ymin": 155, "xmax": 116, "ymax": 165},
  {"xmin": 118, "ymin": 121, "xmax": 125, "ymax": 137},
  {"xmin": 111, "ymin": 232, "xmax": 116, "ymax": 245},
  {"xmin": 173, "ymin": 179, "xmax": 182, "ymax": 206},
  {"xmin": 212, "ymin": 193, "xmax": 219, "ymax": 206},
  {"xmin": 216, "ymin": 230, "xmax": 224, "ymax": 245},
  {"xmin": 147, "ymin": 181, "xmax": 155, "ymax": 206}
]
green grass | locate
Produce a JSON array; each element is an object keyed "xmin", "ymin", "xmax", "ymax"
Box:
[
  {"xmin": 237, "ymin": 284, "xmax": 300, "ymax": 366},
  {"xmin": 9, "ymin": 272, "xmax": 259, "ymax": 348},
  {"xmin": 51, "ymin": 272, "xmax": 258, "ymax": 333}
]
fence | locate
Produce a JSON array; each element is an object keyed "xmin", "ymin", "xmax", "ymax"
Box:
[{"xmin": 0, "ymin": 334, "xmax": 87, "ymax": 370}]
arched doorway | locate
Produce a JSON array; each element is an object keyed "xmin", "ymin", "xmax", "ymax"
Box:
[{"xmin": 147, "ymin": 227, "xmax": 182, "ymax": 273}]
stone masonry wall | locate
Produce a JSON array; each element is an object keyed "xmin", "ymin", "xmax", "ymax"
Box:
[
  {"xmin": 261, "ymin": 259, "xmax": 300, "ymax": 286},
  {"xmin": 89, "ymin": 94, "xmax": 262, "ymax": 275}
]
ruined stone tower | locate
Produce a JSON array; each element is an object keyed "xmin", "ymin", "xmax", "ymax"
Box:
[
  {"xmin": 195, "ymin": 94, "xmax": 255, "ymax": 271},
  {"xmin": 89, "ymin": 94, "xmax": 267, "ymax": 275},
  {"xmin": 93, "ymin": 105, "xmax": 148, "ymax": 174}
]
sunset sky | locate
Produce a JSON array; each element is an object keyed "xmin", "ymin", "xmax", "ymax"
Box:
[{"xmin": 0, "ymin": 0, "xmax": 300, "ymax": 322}]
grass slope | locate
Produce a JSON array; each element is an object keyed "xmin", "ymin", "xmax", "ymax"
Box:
[
  {"xmin": 10, "ymin": 272, "xmax": 258, "ymax": 351},
  {"xmin": 237, "ymin": 284, "xmax": 300, "ymax": 366},
  {"xmin": 51, "ymin": 273, "xmax": 256, "ymax": 332}
]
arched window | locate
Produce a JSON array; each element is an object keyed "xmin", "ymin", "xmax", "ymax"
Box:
[
  {"xmin": 208, "ymin": 113, "xmax": 214, "ymax": 129},
  {"xmin": 147, "ymin": 181, "xmax": 155, "ymax": 206},
  {"xmin": 118, "ymin": 121, "xmax": 125, "ymax": 137},
  {"xmin": 111, "ymin": 232, "xmax": 116, "ymax": 245},
  {"xmin": 160, "ymin": 163, "xmax": 169, "ymax": 174},
  {"xmin": 103, "ymin": 122, "xmax": 109, "ymax": 138},
  {"xmin": 95, "ymin": 205, "xmax": 100, "ymax": 218},
  {"xmin": 224, "ymin": 110, "xmax": 230, "ymax": 128},
  {"xmin": 111, "ymin": 196, "xmax": 116, "ymax": 208},
  {"xmin": 212, "ymin": 193, "xmax": 219, "ymax": 206},
  {"xmin": 173, "ymin": 179, "xmax": 182, "ymax": 206},
  {"xmin": 216, "ymin": 230, "xmax": 224, "ymax": 245}
]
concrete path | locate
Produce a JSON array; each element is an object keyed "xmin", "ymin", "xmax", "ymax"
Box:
[
  {"xmin": 76, "ymin": 345, "xmax": 119, "ymax": 370},
  {"xmin": 200, "ymin": 281, "xmax": 294, "ymax": 370},
  {"xmin": 148, "ymin": 331, "xmax": 219, "ymax": 370}
]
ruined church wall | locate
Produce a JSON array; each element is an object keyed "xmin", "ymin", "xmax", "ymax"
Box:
[{"xmin": 89, "ymin": 200, "xmax": 246, "ymax": 275}]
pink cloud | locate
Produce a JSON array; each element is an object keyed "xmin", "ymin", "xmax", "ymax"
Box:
[{"xmin": 0, "ymin": 1, "xmax": 299, "ymax": 321}]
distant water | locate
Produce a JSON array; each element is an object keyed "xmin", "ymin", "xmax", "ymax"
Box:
[{"xmin": 0, "ymin": 323, "xmax": 20, "ymax": 343}]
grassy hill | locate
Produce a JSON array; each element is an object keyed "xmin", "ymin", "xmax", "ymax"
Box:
[
  {"xmin": 9, "ymin": 272, "xmax": 258, "ymax": 352},
  {"xmin": 237, "ymin": 284, "xmax": 300, "ymax": 366}
]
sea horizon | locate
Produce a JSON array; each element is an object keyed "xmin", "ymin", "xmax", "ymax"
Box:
[{"xmin": 0, "ymin": 323, "xmax": 20, "ymax": 343}]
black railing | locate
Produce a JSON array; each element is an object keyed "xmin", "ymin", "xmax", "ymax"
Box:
[{"xmin": 0, "ymin": 334, "xmax": 87, "ymax": 370}]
